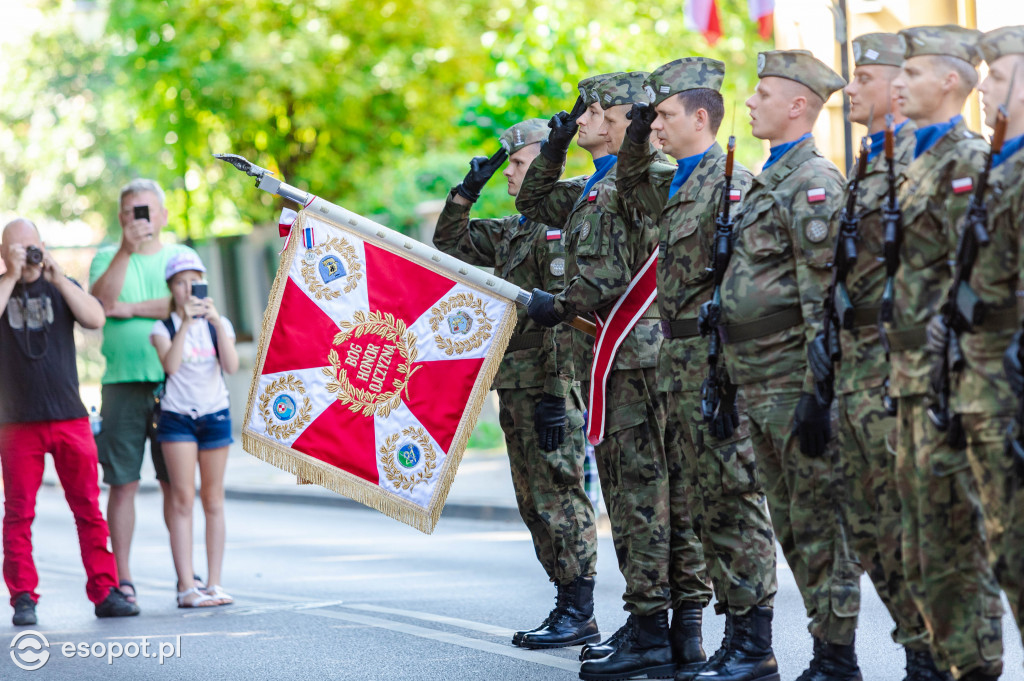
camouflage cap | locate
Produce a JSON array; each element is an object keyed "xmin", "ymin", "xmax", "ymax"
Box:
[
  {"xmin": 643, "ymin": 57, "xmax": 725, "ymax": 106},
  {"xmin": 498, "ymin": 119, "xmax": 549, "ymax": 155},
  {"xmin": 757, "ymin": 49, "xmax": 846, "ymax": 102},
  {"xmin": 852, "ymin": 32, "xmax": 905, "ymax": 68},
  {"xmin": 899, "ymin": 25, "xmax": 982, "ymax": 66},
  {"xmin": 578, "ymin": 73, "xmax": 623, "ymax": 105},
  {"xmin": 595, "ymin": 71, "xmax": 651, "ymax": 109},
  {"xmin": 979, "ymin": 26, "xmax": 1024, "ymax": 63}
]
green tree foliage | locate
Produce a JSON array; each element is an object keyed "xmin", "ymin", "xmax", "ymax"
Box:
[{"xmin": 0, "ymin": 0, "xmax": 770, "ymax": 240}]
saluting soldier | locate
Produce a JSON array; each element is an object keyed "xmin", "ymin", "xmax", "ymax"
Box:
[
  {"xmin": 521, "ymin": 71, "xmax": 713, "ymax": 681},
  {"xmin": 807, "ymin": 33, "xmax": 945, "ymax": 681},
  {"xmin": 613, "ymin": 58, "xmax": 780, "ymax": 681},
  {"xmin": 716, "ymin": 51, "xmax": 865, "ymax": 680},
  {"xmin": 886, "ymin": 25, "xmax": 1003, "ymax": 681},
  {"xmin": 432, "ymin": 118, "xmax": 599, "ymax": 650}
]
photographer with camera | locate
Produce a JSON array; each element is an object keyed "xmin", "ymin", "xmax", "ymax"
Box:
[
  {"xmin": 88, "ymin": 179, "xmax": 201, "ymax": 607},
  {"xmin": 0, "ymin": 218, "xmax": 139, "ymax": 625}
]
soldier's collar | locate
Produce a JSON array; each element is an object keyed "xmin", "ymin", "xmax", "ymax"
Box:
[{"xmin": 755, "ymin": 136, "xmax": 817, "ymax": 184}]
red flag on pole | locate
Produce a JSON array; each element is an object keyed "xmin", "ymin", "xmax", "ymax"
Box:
[
  {"xmin": 748, "ymin": 0, "xmax": 775, "ymax": 40},
  {"xmin": 685, "ymin": 0, "xmax": 722, "ymax": 46}
]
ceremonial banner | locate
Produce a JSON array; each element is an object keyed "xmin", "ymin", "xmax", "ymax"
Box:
[{"xmin": 242, "ymin": 210, "xmax": 518, "ymax": 533}]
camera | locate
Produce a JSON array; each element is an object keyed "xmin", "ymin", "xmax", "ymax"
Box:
[
  {"xmin": 190, "ymin": 281, "xmax": 208, "ymax": 319},
  {"xmin": 133, "ymin": 205, "xmax": 150, "ymax": 221},
  {"xmin": 25, "ymin": 246, "xmax": 43, "ymax": 266}
]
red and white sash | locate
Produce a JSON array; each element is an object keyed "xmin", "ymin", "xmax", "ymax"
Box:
[{"xmin": 587, "ymin": 247, "xmax": 659, "ymax": 445}]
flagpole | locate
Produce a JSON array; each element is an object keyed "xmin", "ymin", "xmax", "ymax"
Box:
[
  {"xmin": 831, "ymin": 0, "xmax": 854, "ymax": 172},
  {"xmin": 215, "ymin": 154, "xmax": 597, "ymax": 337}
]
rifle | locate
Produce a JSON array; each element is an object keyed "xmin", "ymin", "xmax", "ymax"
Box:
[
  {"xmin": 878, "ymin": 115, "xmax": 902, "ymax": 416},
  {"xmin": 816, "ymin": 136, "xmax": 870, "ymax": 407},
  {"xmin": 700, "ymin": 135, "xmax": 736, "ymax": 423},
  {"xmin": 927, "ymin": 104, "xmax": 1009, "ymax": 440}
]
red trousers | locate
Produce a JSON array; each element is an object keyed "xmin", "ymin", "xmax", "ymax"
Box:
[{"xmin": 0, "ymin": 418, "xmax": 118, "ymax": 605}]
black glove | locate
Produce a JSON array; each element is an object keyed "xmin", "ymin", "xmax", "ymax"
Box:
[
  {"xmin": 534, "ymin": 393, "xmax": 568, "ymax": 452},
  {"xmin": 1004, "ymin": 330, "xmax": 1024, "ymax": 398},
  {"xmin": 697, "ymin": 300, "xmax": 716, "ymax": 337},
  {"xmin": 455, "ymin": 148, "xmax": 508, "ymax": 203},
  {"xmin": 625, "ymin": 102, "xmax": 658, "ymax": 145},
  {"xmin": 807, "ymin": 331, "xmax": 832, "ymax": 384},
  {"xmin": 526, "ymin": 288, "xmax": 562, "ymax": 328},
  {"xmin": 540, "ymin": 96, "xmax": 587, "ymax": 161},
  {"xmin": 707, "ymin": 380, "xmax": 740, "ymax": 441},
  {"xmin": 925, "ymin": 314, "xmax": 949, "ymax": 357},
  {"xmin": 792, "ymin": 392, "xmax": 832, "ymax": 458}
]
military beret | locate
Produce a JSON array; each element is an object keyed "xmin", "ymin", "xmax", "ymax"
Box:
[
  {"xmin": 643, "ymin": 58, "xmax": 725, "ymax": 107},
  {"xmin": 595, "ymin": 71, "xmax": 651, "ymax": 109},
  {"xmin": 899, "ymin": 25, "xmax": 982, "ymax": 67},
  {"xmin": 757, "ymin": 50, "xmax": 847, "ymax": 102},
  {"xmin": 498, "ymin": 119, "xmax": 549, "ymax": 155},
  {"xmin": 852, "ymin": 33, "xmax": 905, "ymax": 68},
  {"xmin": 979, "ymin": 26, "xmax": 1024, "ymax": 64},
  {"xmin": 578, "ymin": 73, "xmax": 623, "ymax": 105}
]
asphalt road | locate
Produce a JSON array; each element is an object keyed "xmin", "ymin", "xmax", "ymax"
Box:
[{"xmin": 4, "ymin": 485, "xmax": 1022, "ymax": 680}]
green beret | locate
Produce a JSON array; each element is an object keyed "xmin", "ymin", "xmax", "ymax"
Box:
[
  {"xmin": 643, "ymin": 58, "xmax": 725, "ymax": 107},
  {"xmin": 499, "ymin": 119, "xmax": 548, "ymax": 155},
  {"xmin": 852, "ymin": 33, "xmax": 905, "ymax": 68},
  {"xmin": 757, "ymin": 50, "xmax": 846, "ymax": 102},
  {"xmin": 595, "ymin": 71, "xmax": 651, "ymax": 109},
  {"xmin": 578, "ymin": 73, "xmax": 623, "ymax": 105},
  {"xmin": 899, "ymin": 25, "xmax": 982, "ymax": 66},
  {"xmin": 979, "ymin": 26, "xmax": 1024, "ymax": 63}
]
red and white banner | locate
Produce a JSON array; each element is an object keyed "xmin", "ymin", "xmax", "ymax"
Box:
[
  {"xmin": 587, "ymin": 248, "xmax": 659, "ymax": 445},
  {"xmin": 243, "ymin": 211, "xmax": 517, "ymax": 533},
  {"xmin": 685, "ymin": 0, "xmax": 722, "ymax": 46},
  {"xmin": 749, "ymin": 0, "xmax": 775, "ymax": 41}
]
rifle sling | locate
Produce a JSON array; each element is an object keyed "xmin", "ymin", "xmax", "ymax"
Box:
[
  {"xmin": 504, "ymin": 332, "xmax": 545, "ymax": 354},
  {"xmin": 720, "ymin": 307, "xmax": 803, "ymax": 345},
  {"xmin": 850, "ymin": 304, "xmax": 882, "ymax": 328},
  {"xmin": 660, "ymin": 318, "xmax": 700, "ymax": 339}
]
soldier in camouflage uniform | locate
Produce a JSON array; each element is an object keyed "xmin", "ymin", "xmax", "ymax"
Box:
[
  {"xmin": 885, "ymin": 26, "xmax": 1003, "ymax": 681},
  {"xmin": 717, "ymin": 51, "xmax": 865, "ymax": 681},
  {"xmin": 521, "ymin": 71, "xmax": 714, "ymax": 681},
  {"xmin": 613, "ymin": 58, "xmax": 780, "ymax": 681},
  {"xmin": 432, "ymin": 118, "xmax": 599, "ymax": 650},
  {"xmin": 807, "ymin": 33, "xmax": 947, "ymax": 681}
]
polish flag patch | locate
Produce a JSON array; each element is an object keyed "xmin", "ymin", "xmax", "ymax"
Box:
[
  {"xmin": 952, "ymin": 177, "xmax": 974, "ymax": 194},
  {"xmin": 587, "ymin": 189, "xmax": 599, "ymax": 202},
  {"xmin": 545, "ymin": 229, "xmax": 562, "ymax": 241},
  {"xmin": 729, "ymin": 189, "xmax": 742, "ymax": 202},
  {"xmin": 806, "ymin": 187, "xmax": 826, "ymax": 203}
]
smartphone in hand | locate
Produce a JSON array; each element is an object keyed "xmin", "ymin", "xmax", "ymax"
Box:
[
  {"xmin": 190, "ymin": 281, "xmax": 208, "ymax": 318},
  {"xmin": 133, "ymin": 205, "xmax": 150, "ymax": 221}
]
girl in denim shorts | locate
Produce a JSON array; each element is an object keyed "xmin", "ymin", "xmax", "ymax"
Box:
[{"xmin": 150, "ymin": 252, "xmax": 238, "ymax": 608}]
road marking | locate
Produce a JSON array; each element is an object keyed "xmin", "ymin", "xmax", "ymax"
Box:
[
  {"xmin": 301, "ymin": 607, "xmax": 579, "ymax": 673},
  {"xmin": 343, "ymin": 604, "xmax": 516, "ymax": 637},
  {"xmin": 307, "ymin": 553, "xmax": 397, "ymax": 563}
]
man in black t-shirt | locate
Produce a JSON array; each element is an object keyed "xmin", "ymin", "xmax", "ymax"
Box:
[{"xmin": 0, "ymin": 218, "xmax": 139, "ymax": 625}]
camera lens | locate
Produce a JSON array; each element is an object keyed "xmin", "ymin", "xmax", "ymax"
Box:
[{"xmin": 25, "ymin": 246, "xmax": 43, "ymax": 265}]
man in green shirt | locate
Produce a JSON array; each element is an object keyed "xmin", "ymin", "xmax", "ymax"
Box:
[{"xmin": 89, "ymin": 178, "xmax": 199, "ymax": 607}]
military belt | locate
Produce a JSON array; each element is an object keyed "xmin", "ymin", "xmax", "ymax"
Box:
[
  {"xmin": 660, "ymin": 318, "xmax": 700, "ymax": 339},
  {"xmin": 504, "ymin": 332, "xmax": 545, "ymax": 354},
  {"xmin": 883, "ymin": 326, "xmax": 926, "ymax": 351},
  {"xmin": 976, "ymin": 306, "xmax": 1019, "ymax": 332},
  {"xmin": 850, "ymin": 304, "xmax": 882, "ymax": 328},
  {"xmin": 720, "ymin": 307, "xmax": 803, "ymax": 345}
]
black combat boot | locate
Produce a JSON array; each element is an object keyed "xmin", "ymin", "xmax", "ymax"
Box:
[
  {"xmin": 512, "ymin": 582, "xmax": 565, "ymax": 647},
  {"xmin": 690, "ymin": 606, "xmax": 778, "ymax": 681},
  {"xmin": 671, "ymin": 602, "xmax": 707, "ymax": 674},
  {"xmin": 676, "ymin": 612, "xmax": 733, "ymax": 681},
  {"xmin": 580, "ymin": 615, "xmax": 634, "ymax": 661},
  {"xmin": 903, "ymin": 647, "xmax": 954, "ymax": 681},
  {"xmin": 579, "ymin": 610, "xmax": 675, "ymax": 681},
  {"xmin": 794, "ymin": 635, "xmax": 862, "ymax": 681},
  {"xmin": 957, "ymin": 670, "xmax": 1001, "ymax": 681},
  {"xmin": 519, "ymin": 576, "xmax": 600, "ymax": 649}
]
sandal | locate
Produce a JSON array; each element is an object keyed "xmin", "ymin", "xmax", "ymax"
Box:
[
  {"xmin": 177, "ymin": 587, "xmax": 218, "ymax": 608},
  {"xmin": 205, "ymin": 585, "xmax": 233, "ymax": 606},
  {"xmin": 119, "ymin": 581, "xmax": 137, "ymax": 604},
  {"xmin": 193, "ymin": 574, "xmax": 206, "ymax": 589}
]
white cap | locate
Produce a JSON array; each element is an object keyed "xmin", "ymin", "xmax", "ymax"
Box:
[{"xmin": 164, "ymin": 250, "xmax": 206, "ymax": 281}]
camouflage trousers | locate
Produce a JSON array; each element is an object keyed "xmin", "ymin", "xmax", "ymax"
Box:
[
  {"xmin": 498, "ymin": 385, "xmax": 597, "ymax": 585},
  {"xmin": 895, "ymin": 396, "xmax": 1003, "ymax": 677},
  {"xmin": 593, "ymin": 367, "xmax": 692, "ymax": 615},
  {"xmin": 743, "ymin": 374, "xmax": 861, "ymax": 645},
  {"xmin": 836, "ymin": 386, "xmax": 930, "ymax": 650},
  {"xmin": 961, "ymin": 410, "xmax": 1024, "ymax": 650},
  {"xmin": 663, "ymin": 388, "xmax": 776, "ymax": 614}
]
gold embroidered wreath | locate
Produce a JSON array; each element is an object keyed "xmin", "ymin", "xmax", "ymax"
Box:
[
  {"xmin": 428, "ymin": 292, "xmax": 493, "ymax": 356},
  {"xmin": 300, "ymin": 235, "xmax": 363, "ymax": 300},
  {"xmin": 380, "ymin": 426, "xmax": 438, "ymax": 491},
  {"xmin": 258, "ymin": 374, "xmax": 313, "ymax": 440},
  {"xmin": 323, "ymin": 310, "xmax": 420, "ymax": 418}
]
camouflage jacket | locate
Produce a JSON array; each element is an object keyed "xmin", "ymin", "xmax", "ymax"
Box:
[
  {"xmin": 887, "ymin": 118, "xmax": 988, "ymax": 398},
  {"xmin": 432, "ymin": 187, "xmax": 581, "ymax": 397},
  {"xmin": 616, "ymin": 135, "xmax": 754, "ymax": 392},
  {"xmin": 720, "ymin": 136, "xmax": 845, "ymax": 391},
  {"xmin": 834, "ymin": 123, "xmax": 916, "ymax": 394},
  {"xmin": 954, "ymin": 143, "xmax": 1024, "ymax": 413},
  {"xmin": 516, "ymin": 152, "xmax": 675, "ymax": 373}
]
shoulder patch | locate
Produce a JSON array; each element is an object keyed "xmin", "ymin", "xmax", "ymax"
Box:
[
  {"xmin": 804, "ymin": 219, "xmax": 829, "ymax": 243},
  {"xmin": 728, "ymin": 188, "xmax": 742, "ymax": 202},
  {"xmin": 549, "ymin": 257, "xmax": 565, "ymax": 277},
  {"xmin": 587, "ymin": 189, "xmax": 599, "ymax": 203},
  {"xmin": 951, "ymin": 177, "xmax": 974, "ymax": 194},
  {"xmin": 545, "ymin": 228, "xmax": 561, "ymax": 241},
  {"xmin": 806, "ymin": 187, "xmax": 827, "ymax": 203}
]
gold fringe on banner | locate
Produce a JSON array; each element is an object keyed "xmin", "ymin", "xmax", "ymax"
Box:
[{"xmin": 241, "ymin": 211, "xmax": 518, "ymax": 534}]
